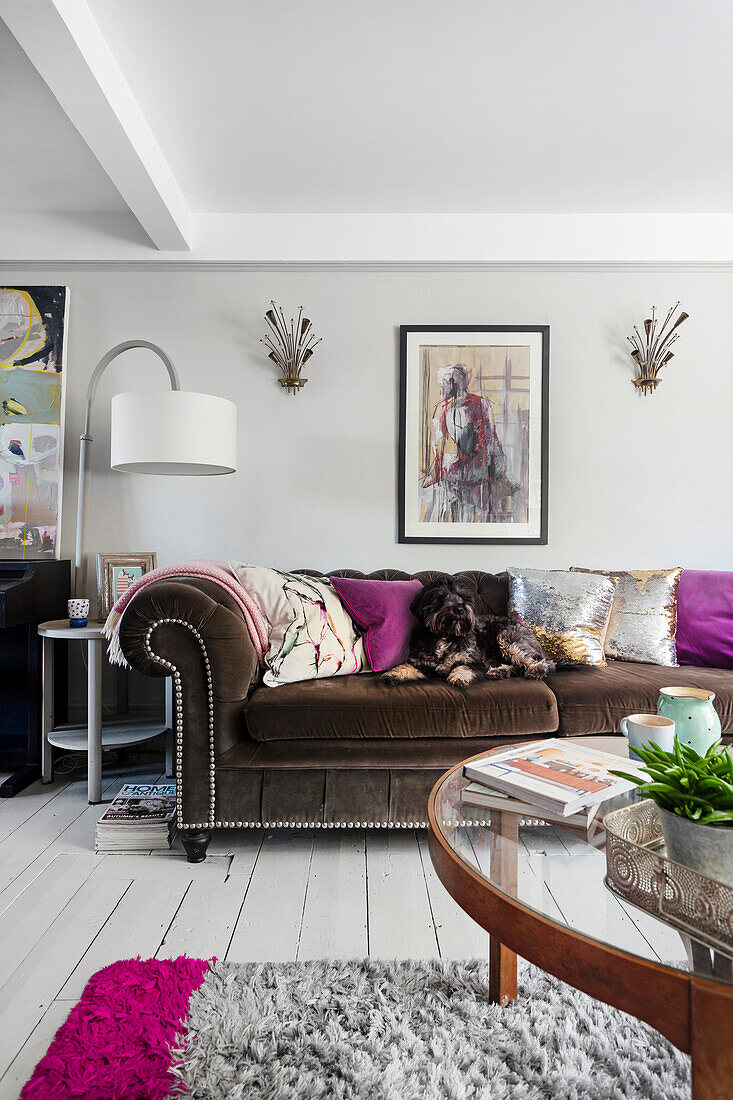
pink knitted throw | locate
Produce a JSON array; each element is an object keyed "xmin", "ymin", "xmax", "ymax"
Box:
[{"xmin": 102, "ymin": 560, "xmax": 268, "ymax": 668}]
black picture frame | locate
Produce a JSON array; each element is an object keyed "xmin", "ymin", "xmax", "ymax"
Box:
[{"xmin": 398, "ymin": 324, "xmax": 549, "ymax": 545}]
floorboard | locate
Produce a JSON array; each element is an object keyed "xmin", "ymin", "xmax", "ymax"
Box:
[
  {"xmin": 0, "ymin": 854, "xmax": 98, "ymax": 988},
  {"xmin": 298, "ymin": 832, "xmax": 368, "ymax": 960},
  {"xmin": 157, "ymin": 878, "xmax": 249, "ymax": 961},
  {"xmin": 58, "ymin": 878, "xmax": 192, "ymax": 1001},
  {"xmin": 0, "ymin": 763, "xmax": 162, "ymax": 905},
  {"xmin": 90, "ymin": 851, "xmax": 230, "ymax": 882},
  {"xmin": 551, "ymin": 823, "xmax": 685, "ymax": 962},
  {"xmin": 0, "ymin": 1000, "xmax": 70, "ymax": 1100},
  {"xmin": 366, "ymin": 830, "xmax": 439, "ymax": 959},
  {"xmin": 210, "ymin": 826, "xmax": 263, "ymax": 878},
  {"xmin": 0, "ymin": 876, "xmax": 131, "ymax": 1078},
  {"xmin": 226, "ymin": 830, "xmax": 314, "ymax": 962},
  {"xmin": 416, "ymin": 831, "xmax": 487, "ymax": 960},
  {"xmin": 524, "ymin": 826, "xmax": 658, "ymax": 958},
  {"xmin": 0, "ymin": 775, "xmax": 69, "ymax": 836}
]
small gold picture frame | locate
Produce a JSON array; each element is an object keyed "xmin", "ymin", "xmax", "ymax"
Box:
[{"xmin": 96, "ymin": 552, "xmax": 157, "ymax": 619}]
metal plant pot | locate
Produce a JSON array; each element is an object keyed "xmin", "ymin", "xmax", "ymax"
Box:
[{"xmin": 658, "ymin": 804, "xmax": 733, "ymax": 887}]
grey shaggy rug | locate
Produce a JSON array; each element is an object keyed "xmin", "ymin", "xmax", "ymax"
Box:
[{"xmin": 168, "ymin": 959, "xmax": 690, "ymax": 1099}]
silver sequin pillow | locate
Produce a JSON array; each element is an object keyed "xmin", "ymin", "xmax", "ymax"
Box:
[
  {"xmin": 507, "ymin": 568, "xmax": 616, "ymax": 667},
  {"xmin": 571, "ymin": 568, "xmax": 682, "ymax": 666}
]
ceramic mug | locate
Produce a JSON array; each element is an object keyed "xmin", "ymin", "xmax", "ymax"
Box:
[
  {"xmin": 620, "ymin": 713, "xmax": 676, "ymax": 761},
  {"xmin": 68, "ymin": 598, "xmax": 90, "ymax": 628}
]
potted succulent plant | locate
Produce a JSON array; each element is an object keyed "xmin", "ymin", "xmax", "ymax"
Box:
[{"xmin": 612, "ymin": 739, "xmax": 733, "ymax": 887}]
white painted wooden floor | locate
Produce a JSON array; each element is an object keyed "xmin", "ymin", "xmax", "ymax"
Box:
[{"xmin": 0, "ymin": 755, "xmax": 683, "ymax": 1099}]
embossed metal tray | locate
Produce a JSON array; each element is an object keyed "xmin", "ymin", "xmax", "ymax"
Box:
[{"xmin": 604, "ymin": 799, "xmax": 733, "ymax": 956}]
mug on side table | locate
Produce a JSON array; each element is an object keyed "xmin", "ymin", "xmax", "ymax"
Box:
[
  {"xmin": 68, "ymin": 598, "xmax": 90, "ymax": 628},
  {"xmin": 620, "ymin": 713, "xmax": 676, "ymax": 761}
]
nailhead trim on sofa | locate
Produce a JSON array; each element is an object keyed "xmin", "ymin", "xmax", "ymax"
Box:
[{"xmin": 144, "ymin": 617, "xmax": 217, "ymax": 830}]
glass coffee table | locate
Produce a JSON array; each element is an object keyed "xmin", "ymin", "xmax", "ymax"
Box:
[{"xmin": 427, "ymin": 739, "xmax": 733, "ymax": 1100}]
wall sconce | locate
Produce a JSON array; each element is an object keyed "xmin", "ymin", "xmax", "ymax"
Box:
[
  {"xmin": 627, "ymin": 302, "xmax": 688, "ymax": 395},
  {"xmin": 260, "ymin": 302, "xmax": 322, "ymax": 394}
]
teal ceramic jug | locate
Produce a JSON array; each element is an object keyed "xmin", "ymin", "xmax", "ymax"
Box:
[{"xmin": 657, "ymin": 687, "xmax": 721, "ymax": 754}]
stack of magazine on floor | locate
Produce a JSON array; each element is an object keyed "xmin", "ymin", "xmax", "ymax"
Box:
[
  {"xmin": 460, "ymin": 739, "xmax": 642, "ymax": 827},
  {"xmin": 95, "ymin": 783, "xmax": 177, "ymax": 852}
]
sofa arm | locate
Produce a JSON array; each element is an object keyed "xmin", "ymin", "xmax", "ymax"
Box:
[{"xmin": 119, "ymin": 578, "xmax": 261, "ymax": 828}]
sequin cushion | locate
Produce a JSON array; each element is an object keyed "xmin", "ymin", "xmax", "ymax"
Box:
[
  {"xmin": 571, "ymin": 567, "xmax": 682, "ymax": 666},
  {"xmin": 508, "ymin": 568, "xmax": 616, "ymax": 667}
]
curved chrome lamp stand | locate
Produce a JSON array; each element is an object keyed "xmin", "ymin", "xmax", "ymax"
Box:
[{"xmin": 74, "ymin": 341, "xmax": 180, "ymax": 597}]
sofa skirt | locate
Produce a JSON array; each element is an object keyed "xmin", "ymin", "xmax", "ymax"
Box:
[{"xmin": 210, "ymin": 735, "xmax": 535, "ymax": 829}]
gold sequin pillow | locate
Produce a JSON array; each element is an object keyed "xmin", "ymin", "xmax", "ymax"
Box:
[
  {"xmin": 507, "ymin": 567, "xmax": 616, "ymax": 667},
  {"xmin": 571, "ymin": 568, "xmax": 682, "ymax": 666}
]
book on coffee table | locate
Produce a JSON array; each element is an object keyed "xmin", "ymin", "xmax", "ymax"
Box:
[
  {"xmin": 460, "ymin": 782, "xmax": 600, "ymax": 828},
  {"xmin": 95, "ymin": 783, "xmax": 177, "ymax": 852},
  {"xmin": 462, "ymin": 739, "xmax": 643, "ymax": 816}
]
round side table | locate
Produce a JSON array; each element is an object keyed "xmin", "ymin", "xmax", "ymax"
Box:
[{"xmin": 38, "ymin": 620, "xmax": 167, "ymax": 803}]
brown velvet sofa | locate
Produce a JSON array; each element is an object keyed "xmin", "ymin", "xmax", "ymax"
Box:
[{"xmin": 119, "ymin": 568, "xmax": 733, "ymax": 862}]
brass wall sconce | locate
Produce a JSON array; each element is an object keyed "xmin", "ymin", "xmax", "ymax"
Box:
[
  {"xmin": 627, "ymin": 302, "xmax": 688, "ymax": 395},
  {"xmin": 260, "ymin": 302, "xmax": 322, "ymax": 394}
]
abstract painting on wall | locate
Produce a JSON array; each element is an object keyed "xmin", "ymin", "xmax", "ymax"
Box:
[
  {"xmin": 0, "ymin": 287, "xmax": 69, "ymax": 558},
  {"xmin": 399, "ymin": 326, "xmax": 549, "ymax": 544}
]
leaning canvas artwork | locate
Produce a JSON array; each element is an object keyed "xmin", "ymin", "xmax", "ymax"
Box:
[
  {"xmin": 0, "ymin": 287, "xmax": 69, "ymax": 558},
  {"xmin": 399, "ymin": 326, "xmax": 548, "ymax": 544}
]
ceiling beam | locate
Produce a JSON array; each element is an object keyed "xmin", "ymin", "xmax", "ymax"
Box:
[{"xmin": 0, "ymin": 0, "xmax": 192, "ymax": 251}]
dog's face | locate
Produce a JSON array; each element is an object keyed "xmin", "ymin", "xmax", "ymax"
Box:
[{"xmin": 411, "ymin": 579, "xmax": 476, "ymax": 638}]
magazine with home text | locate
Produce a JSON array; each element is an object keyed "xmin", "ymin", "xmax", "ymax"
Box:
[{"xmin": 96, "ymin": 784, "xmax": 177, "ymax": 851}]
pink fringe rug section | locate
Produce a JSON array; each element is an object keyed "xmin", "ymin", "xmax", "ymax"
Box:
[{"xmin": 21, "ymin": 956, "xmax": 209, "ymax": 1100}]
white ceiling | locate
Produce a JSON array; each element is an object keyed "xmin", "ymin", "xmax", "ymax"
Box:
[
  {"xmin": 88, "ymin": 0, "xmax": 732, "ymax": 215},
  {"xmin": 2, "ymin": 0, "xmax": 733, "ymax": 259},
  {"xmin": 0, "ymin": 18, "xmax": 126, "ymax": 214}
]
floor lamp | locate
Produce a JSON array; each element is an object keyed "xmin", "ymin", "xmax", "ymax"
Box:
[{"xmin": 75, "ymin": 340, "xmax": 237, "ymax": 597}]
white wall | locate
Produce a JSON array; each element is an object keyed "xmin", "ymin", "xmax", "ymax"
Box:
[{"xmin": 4, "ymin": 263, "xmax": 732, "ymax": 599}]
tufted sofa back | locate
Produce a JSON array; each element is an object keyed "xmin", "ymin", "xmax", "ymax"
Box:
[{"xmin": 294, "ymin": 568, "xmax": 509, "ymax": 617}]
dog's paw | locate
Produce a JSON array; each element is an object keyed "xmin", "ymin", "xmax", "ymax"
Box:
[
  {"xmin": 524, "ymin": 659, "xmax": 555, "ymax": 680},
  {"xmin": 447, "ymin": 665, "xmax": 480, "ymax": 687},
  {"xmin": 485, "ymin": 664, "xmax": 513, "ymax": 680},
  {"xmin": 380, "ymin": 664, "xmax": 424, "ymax": 686}
]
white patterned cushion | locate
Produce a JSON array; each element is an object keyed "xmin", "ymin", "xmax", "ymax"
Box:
[{"xmin": 229, "ymin": 563, "xmax": 364, "ymax": 686}]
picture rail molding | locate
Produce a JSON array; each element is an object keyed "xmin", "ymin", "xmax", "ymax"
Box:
[{"xmin": 3, "ymin": 260, "xmax": 733, "ymax": 274}]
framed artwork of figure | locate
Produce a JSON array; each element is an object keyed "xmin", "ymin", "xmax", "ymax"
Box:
[{"xmin": 398, "ymin": 325, "xmax": 549, "ymax": 544}]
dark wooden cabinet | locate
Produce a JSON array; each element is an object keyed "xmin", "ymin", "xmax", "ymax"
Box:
[{"xmin": 0, "ymin": 559, "xmax": 70, "ymax": 795}]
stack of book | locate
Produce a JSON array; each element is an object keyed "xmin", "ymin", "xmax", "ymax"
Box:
[
  {"xmin": 95, "ymin": 783, "xmax": 177, "ymax": 852},
  {"xmin": 460, "ymin": 739, "xmax": 642, "ymax": 828}
]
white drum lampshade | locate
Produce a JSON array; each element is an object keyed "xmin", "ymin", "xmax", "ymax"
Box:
[{"xmin": 110, "ymin": 390, "xmax": 237, "ymax": 475}]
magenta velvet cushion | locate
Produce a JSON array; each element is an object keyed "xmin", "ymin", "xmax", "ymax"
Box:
[
  {"xmin": 676, "ymin": 570, "xmax": 733, "ymax": 668},
  {"xmin": 329, "ymin": 576, "xmax": 423, "ymax": 672}
]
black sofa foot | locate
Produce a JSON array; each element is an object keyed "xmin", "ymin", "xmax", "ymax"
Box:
[{"xmin": 181, "ymin": 828, "xmax": 212, "ymax": 863}]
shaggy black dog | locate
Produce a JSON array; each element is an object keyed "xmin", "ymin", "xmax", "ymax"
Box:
[{"xmin": 381, "ymin": 577, "xmax": 555, "ymax": 687}]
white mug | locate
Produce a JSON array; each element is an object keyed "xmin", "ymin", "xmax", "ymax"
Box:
[
  {"xmin": 620, "ymin": 713, "xmax": 676, "ymax": 760},
  {"xmin": 68, "ymin": 598, "xmax": 90, "ymax": 627}
]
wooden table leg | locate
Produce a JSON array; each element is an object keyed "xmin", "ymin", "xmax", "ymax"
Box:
[
  {"xmin": 691, "ymin": 975, "xmax": 733, "ymax": 1099},
  {"xmin": 489, "ymin": 809, "xmax": 518, "ymax": 1006}
]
